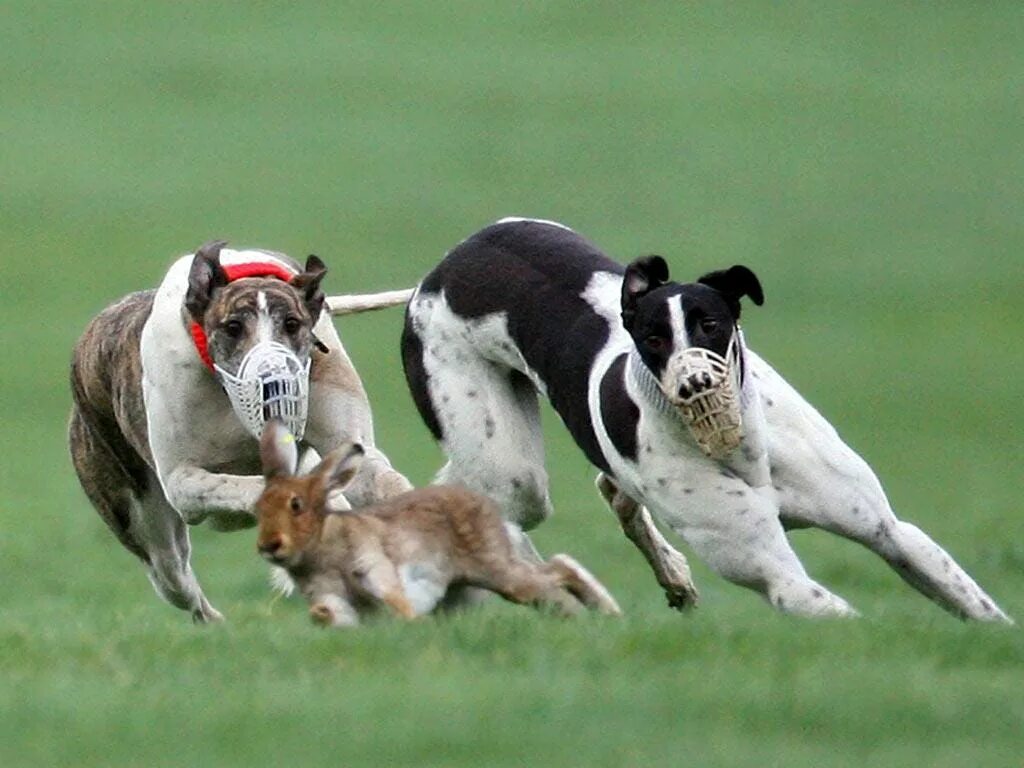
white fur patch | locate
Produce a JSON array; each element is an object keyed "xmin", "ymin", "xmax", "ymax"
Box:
[
  {"xmin": 397, "ymin": 563, "xmax": 447, "ymax": 615},
  {"xmin": 495, "ymin": 216, "xmax": 574, "ymax": 231},
  {"xmin": 268, "ymin": 565, "xmax": 296, "ymax": 596},
  {"xmin": 256, "ymin": 290, "xmax": 273, "ymax": 343},
  {"xmin": 667, "ymin": 298, "xmax": 690, "ymax": 356}
]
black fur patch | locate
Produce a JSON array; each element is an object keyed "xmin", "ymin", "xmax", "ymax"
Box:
[
  {"xmin": 599, "ymin": 354, "xmax": 639, "ymax": 464},
  {"xmin": 416, "ymin": 220, "xmax": 624, "ymax": 468},
  {"xmin": 400, "ymin": 307, "xmax": 444, "ymax": 440}
]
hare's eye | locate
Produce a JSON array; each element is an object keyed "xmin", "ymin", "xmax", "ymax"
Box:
[{"xmin": 289, "ymin": 496, "xmax": 302, "ymax": 515}]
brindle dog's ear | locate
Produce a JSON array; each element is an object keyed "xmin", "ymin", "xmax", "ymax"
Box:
[
  {"xmin": 292, "ymin": 255, "xmax": 328, "ymax": 319},
  {"xmin": 185, "ymin": 240, "xmax": 229, "ymax": 322},
  {"xmin": 697, "ymin": 265, "xmax": 764, "ymax": 320},
  {"xmin": 621, "ymin": 255, "xmax": 670, "ymax": 331}
]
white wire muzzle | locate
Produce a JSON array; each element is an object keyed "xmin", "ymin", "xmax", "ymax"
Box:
[
  {"xmin": 214, "ymin": 341, "xmax": 311, "ymax": 440},
  {"xmin": 663, "ymin": 330, "xmax": 744, "ymax": 459}
]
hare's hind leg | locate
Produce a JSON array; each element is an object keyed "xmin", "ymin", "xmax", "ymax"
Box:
[
  {"xmin": 545, "ymin": 554, "xmax": 621, "ymax": 615},
  {"xmin": 475, "ymin": 561, "xmax": 583, "ymax": 616},
  {"xmin": 356, "ymin": 556, "xmax": 418, "ymax": 620}
]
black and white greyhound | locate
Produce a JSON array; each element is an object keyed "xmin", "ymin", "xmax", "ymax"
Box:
[{"xmin": 401, "ymin": 217, "xmax": 1010, "ymax": 621}]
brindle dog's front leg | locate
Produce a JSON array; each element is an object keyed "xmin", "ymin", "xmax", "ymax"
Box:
[
  {"xmin": 163, "ymin": 465, "xmax": 265, "ymax": 530},
  {"xmin": 304, "ymin": 316, "xmax": 413, "ymax": 506},
  {"xmin": 596, "ymin": 473, "xmax": 700, "ymax": 610}
]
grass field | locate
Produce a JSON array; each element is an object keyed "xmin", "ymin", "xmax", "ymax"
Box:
[{"xmin": 2, "ymin": 2, "xmax": 1022, "ymax": 766}]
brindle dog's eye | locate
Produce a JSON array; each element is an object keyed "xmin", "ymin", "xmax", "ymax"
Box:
[
  {"xmin": 223, "ymin": 320, "xmax": 244, "ymax": 338},
  {"xmin": 290, "ymin": 496, "xmax": 302, "ymax": 515},
  {"xmin": 700, "ymin": 318, "xmax": 719, "ymax": 333},
  {"xmin": 645, "ymin": 336, "xmax": 668, "ymax": 352},
  {"xmin": 284, "ymin": 316, "xmax": 301, "ymax": 334}
]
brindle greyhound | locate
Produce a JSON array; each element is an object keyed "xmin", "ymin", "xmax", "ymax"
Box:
[{"xmin": 69, "ymin": 240, "xmax": 411, "ymax": 622}]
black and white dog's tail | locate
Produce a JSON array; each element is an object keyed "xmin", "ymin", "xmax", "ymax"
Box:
[{"xmin": 325, "ymin": 288, "xmax": 414, "ymax": 316}]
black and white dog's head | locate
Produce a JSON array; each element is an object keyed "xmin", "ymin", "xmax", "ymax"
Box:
[{"xmin": 620, "ymin": 256, "xmax": 764, "ymax": 401}]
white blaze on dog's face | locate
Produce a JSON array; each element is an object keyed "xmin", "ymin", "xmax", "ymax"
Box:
[
  {"xmin": 183, "ymin": 240, "xmax": 329, "ymax": 438},
  {"xmin": 620, "ymin": 256, "xmax": 764, "ymax": 403}
]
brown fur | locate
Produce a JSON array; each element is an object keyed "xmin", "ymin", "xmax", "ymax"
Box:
[
  {"xmin": 68, "ymin": 290, "xmax": 156, "ymax": 560},
  {"xmin": 255, "ymin": 421, "xmax": 621, "ymax": 625}
]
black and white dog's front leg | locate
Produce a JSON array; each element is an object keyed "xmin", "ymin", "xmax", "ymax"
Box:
[
  {"xmin": 751, "ymin": 353, "xmax": 1013, "ymax": 623},
  {"xmin": 596, "ymin": 473, "xmax": 699, "ymax": 610}
]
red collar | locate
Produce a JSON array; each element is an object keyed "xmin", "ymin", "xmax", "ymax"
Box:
[{"xmin": 189, "ymin": 261, "xmax": 298, "ymax": 373}]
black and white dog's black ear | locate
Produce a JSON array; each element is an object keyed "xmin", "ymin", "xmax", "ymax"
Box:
[
  {"xmin": 185, "ymin": 240, "xmax": 229, "ymax": 322},
  {"xmin": 621, "ymin": 255, "xmax": 670, "ymax": 331},
  {"xmin": 697, "ymin": 265, "xmax": 764, "ymax": 320},
  {"xmin": 292, "ymin": 255, "xmax": 328, "ymax": 319}
]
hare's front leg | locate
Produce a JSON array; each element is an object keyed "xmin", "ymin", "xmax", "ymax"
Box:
[
  {"xmin": 309, "ymin": 594, "xmax": 360, "ymax": 627},
  {"xmin": 303, "ymin": 575, "xmax": 360, "ymax": 628}
]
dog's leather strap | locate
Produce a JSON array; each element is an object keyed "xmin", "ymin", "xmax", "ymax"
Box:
[{"xmin": 190, "ymin": 261, "xmax": 298, "ymax": 373}]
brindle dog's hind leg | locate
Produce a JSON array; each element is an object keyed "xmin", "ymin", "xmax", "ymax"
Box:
[
  {"xmin": 132, "ymin": 480, "xmax": 223, "ymax": 623},
  {"xmin": 596, "ymin": 473, "xmax": 699, "ymax": 610},
  {"xmin": 69, "ymin": 409, "xmax": 222, "ymax": 622}
]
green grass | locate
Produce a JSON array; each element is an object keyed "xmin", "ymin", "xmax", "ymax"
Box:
[{"xmin": 1, "ymin": 2, "xmax": 1022, "ymax": 766}]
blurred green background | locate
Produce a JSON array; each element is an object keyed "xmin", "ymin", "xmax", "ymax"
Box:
[{"xmin": 1, "ymin": 2, "xmax": 1021, "ymax": 766}]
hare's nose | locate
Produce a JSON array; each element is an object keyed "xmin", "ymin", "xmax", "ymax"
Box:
[{"xmin": 258, "ymin": 535, "xmax": 285, "ymax": 557}]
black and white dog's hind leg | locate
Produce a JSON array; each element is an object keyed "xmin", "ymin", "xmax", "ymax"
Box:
[{"xmin": 402, "ymin": 293, "xmax": 552, "ymax": 562}]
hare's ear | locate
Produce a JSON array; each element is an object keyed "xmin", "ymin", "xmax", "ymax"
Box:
[
  {"xmin": 260, "ymin": 419, "xmax": 299, "ymax": 480},
  {"xmin": 313, "ymin": 442, "xmax": 365, "ymax": 492}
]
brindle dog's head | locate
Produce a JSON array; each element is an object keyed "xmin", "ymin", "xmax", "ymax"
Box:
[{"xmin": 184, "ymin": 240, "xmax": 328, "ymax": 376}]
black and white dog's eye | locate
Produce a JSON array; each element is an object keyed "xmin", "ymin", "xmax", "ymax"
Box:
[
  {"xmin": 284, "ymin": 317, "xmax": 301, "ymax": 334},
  {"xmin": 645, "ymin": 336, "xmax": 668, "ymax": 352},
  {"xmin": 223, "ymin": 320, "xmax": 244, "ymax": 338},
  {"xmin": 700, "ymin": 318, "xmax": 719, "ymax": 333}
]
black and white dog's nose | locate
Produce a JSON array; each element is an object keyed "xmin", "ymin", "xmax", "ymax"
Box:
[{"xmin": 679, "ymin": 372, "xmax": 715, "ymax": 400}]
